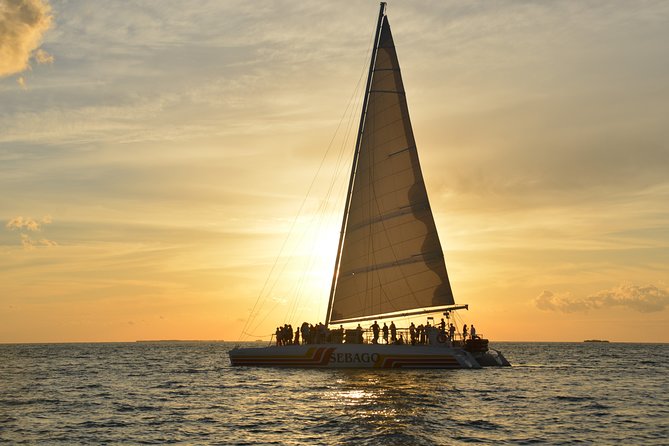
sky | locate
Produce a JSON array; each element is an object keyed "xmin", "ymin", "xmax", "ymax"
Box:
[{"xmin": 1, "ymin": 0, "xmax": 668, "ymax": 343}]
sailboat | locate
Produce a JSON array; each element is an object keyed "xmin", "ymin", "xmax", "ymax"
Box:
[{"xmin": 229, "ymin": 3, "xmax": 510, "ymax": 369}]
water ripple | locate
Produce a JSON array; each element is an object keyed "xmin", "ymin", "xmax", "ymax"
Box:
[{"xmin": 1, "ymin": 342, "xmax": 668, "ymax": 445}]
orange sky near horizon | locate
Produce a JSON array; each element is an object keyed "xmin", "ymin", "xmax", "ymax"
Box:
[{"xmin": 1, "ymin": 1, "xmax": 668, "ymax": 344}]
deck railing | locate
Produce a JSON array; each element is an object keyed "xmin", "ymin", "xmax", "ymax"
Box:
[{"xmin": 268, "ymin": 326, "xmax": 481, "ymax": 346}]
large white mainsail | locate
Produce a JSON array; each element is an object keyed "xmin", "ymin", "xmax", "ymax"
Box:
[{"xmin": 326, "ymin": 4, "xmax": 456, "ymax": 325}]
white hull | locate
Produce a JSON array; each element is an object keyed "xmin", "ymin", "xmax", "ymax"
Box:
[{"xmin": 229, "ymin": 343, "xmax": 481, "ymax": 369}]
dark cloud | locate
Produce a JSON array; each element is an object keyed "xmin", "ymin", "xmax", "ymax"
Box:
[{"xmin": 535, "ymin": 284, "xmax": 669, "ymax": 313}]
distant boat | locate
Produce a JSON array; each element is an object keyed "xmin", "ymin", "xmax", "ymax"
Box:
[
  {"xmin": 584, "ymin": 339, "xmax": 610, "ymax": 343},
  {"xmin": 229, "ymin": 3, "xmax": 510, "ymax": 369}
]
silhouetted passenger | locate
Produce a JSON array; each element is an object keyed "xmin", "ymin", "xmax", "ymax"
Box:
[
  {"xmin": 449, "ymin": 323, "xmax": 455, "ymax": 341},
  {"xmin": 471, "ymin": 324, "xmax": 477, "ymax": 340},
  {"xmin": 309, "ymin": 324, "xmax": 316, "ymax": 344},
  {"xmin": 301, "ymin": 322, "xmax": 309, "ymax": 345},
  {"xmin": 382, "ymin": 323, "xmax": 389, "ymax": 344},
  {"xmin": 371, "ymin": 321, "xmax": 380, "ymax": 344},
  {"xmin": 317, "ymin": 323, "xmax": 327, "ymax": 344},
  {"xmin": 390, "ymin": 321, "xmax": 397, "ymax": 342},
  {"xmin": 462, "ymin": 324, "xmax": 468, "ymax": 341},
  {"xmin": 409, "ymin": 322, "xmax": 416, "ymax": 345}
]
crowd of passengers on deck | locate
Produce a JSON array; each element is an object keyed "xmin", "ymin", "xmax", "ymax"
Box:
[{"xmin": 275, "ymin": 319, "xmax": 480, "ymax": 346}]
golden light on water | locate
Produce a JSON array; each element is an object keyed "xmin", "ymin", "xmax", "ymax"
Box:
[{"xmin": 335, "ymin": 389, "xmax": 373, "ymax": 404}]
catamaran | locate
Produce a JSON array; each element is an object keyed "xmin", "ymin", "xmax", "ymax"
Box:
[{"xmin": 229, "ymin": 3, "xmax": 510, "ymax": 369}]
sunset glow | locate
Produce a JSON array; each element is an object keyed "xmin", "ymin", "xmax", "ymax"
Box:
[{"xmin": 1, "ymin": 1, "xmax": 668, "ymax": 343}]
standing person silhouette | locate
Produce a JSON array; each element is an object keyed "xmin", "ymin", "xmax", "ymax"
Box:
[
  {"xmin": 371, "ymin": 321, "xmax": 380, "ymax": 344},
  {"xmin": 409, "ymin": 322, "xmax": 417, "ymax": 345}
]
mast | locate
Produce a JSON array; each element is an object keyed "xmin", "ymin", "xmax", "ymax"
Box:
[{"xmin": 325, "ymin": 2, "xmax": 387, "ymax": 325}]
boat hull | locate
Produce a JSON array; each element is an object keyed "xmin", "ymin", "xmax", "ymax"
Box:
[{"xmin": 229, "ymin": 343, "xmax": 481, "ymax": 369}]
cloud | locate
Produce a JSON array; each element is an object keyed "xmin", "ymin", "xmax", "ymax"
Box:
[
  {"xmin": 0, "ymin": 0, "xmax": 54, "ymax": 77},
  {"xmin": 20, "ymin": 233, "xmax": 34, "ymax": 249},
  {"xmin": 34, "ymin": 47, "xmax": 53, "ymax": 64},
  {"xmin": 535, "ymin": 284, "xmax": 669, "ymax": 313},
  {"xmin": 6, "ymin": 215, "xmax": 49, "ymax": 231},
  {"xmin": 6, "ymin": 215, "xmax": 56, "ymax": 249}
]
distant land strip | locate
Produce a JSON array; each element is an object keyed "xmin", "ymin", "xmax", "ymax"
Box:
[{"xmin": 135, "ymin": 339, "xmax": 226, "ymax": 343}]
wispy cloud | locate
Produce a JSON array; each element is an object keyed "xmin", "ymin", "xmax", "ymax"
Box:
[
  {"xmin": 6, "ymin": 215, "xmax": 56, "ymax": 248},
  {"xmin": 535, "ymin": 284, "xmax": 669, "ymax": 313},
  {"xmin": 0, "ymin": 0, "xmax": 54, "ymax": 80},
  {"xmin": 39, "ymin": 237, "xmax": 57, "ymax": 246},
  {"xmin": 1, "ymin": 1, "xmax": 668, "ymax": 342},
  {"xmin": 19, "ymin": 233, "xmax": 34, "ymax": 249},
  {"xmin": 34, "ymin": 47, "xmax": 53, "ymax": 64},
  {"xmin": 6, "ymin": 215, "xmax": 49, "ymax": 231}
]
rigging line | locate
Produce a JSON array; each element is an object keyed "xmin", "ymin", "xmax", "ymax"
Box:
[
  {"xmin": 246, "ymin": 8, "xmax": 382, "ymax": 335},
  {"xmin": 284, "ymin": 205, "xmax": 331, "ymax": 324},
  {"xmin": 247, "ymin": 35, "xmax": 376, "ymax": 337},
  {"xmin": 282, "ymin": 47, "xmax": 373, "ymax": 327},
  {"xmin": 248, "ymin": 297, "xmax": 290, "ymax": 338},
  {"xmin": 285, "ymin": 192, "xmax": 338, "ymax": 324},
  {"xmin": 283, "ymin": 23, "xmax": 378, "ymax": 326},
  {"xmin": 287, "ymin": 131, "xmax": 356, "ymax": 326},
  {"xmin": 249, "ymin": 230, "xmax": 317, "ymax": 335},
  {"xmin": 240, "ymin": 331, "xmax": 273, "ymax": 339},
  {"xmin": 450, "ymin": 310, "xmax": 466, "ymax": 341},
  {"xmin": 327, "ymin": 7, "xmax": 387, "ymax": 325},
  {"xmin": 285, "ymin": 152, "xmax": 352, "ymax": 325},
  {"xmin": 255, "ymin": 249, "xmax": 349, "ymax": 334},
  {"xmin": 301, "ymin": 97, "xmax": 360, "ymax": 321},
  {"xmin": 326, "ymin": 82, "xmax": 365, "ymax": 211}
]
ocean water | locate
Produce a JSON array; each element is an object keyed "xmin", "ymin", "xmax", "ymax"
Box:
[{"xmin": 1, "ymin": 342, "xmax": 667, "ymax": 445}]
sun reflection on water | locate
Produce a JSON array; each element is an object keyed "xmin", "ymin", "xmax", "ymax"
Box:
[{"xmin": 319, "ymin": 370, "xmax": 464, "ymax": 437}]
